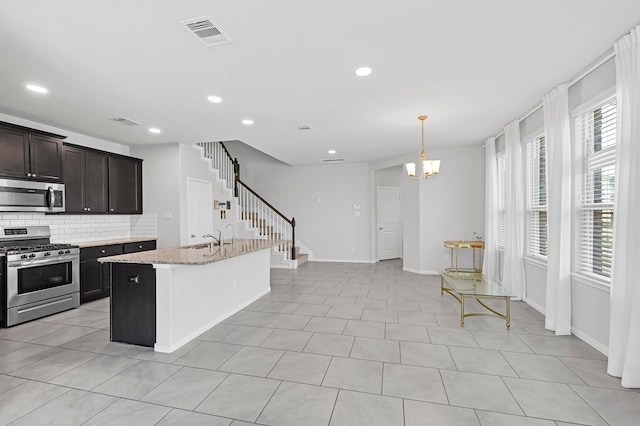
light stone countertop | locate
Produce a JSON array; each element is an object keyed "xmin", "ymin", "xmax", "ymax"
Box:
[
  {"xmin": 78, "ymin": 238, "xmax": 157, "ymax": 248},
  {"xmin": 97, "ymin": 239, "xmax": 286, "ymax": 265}
]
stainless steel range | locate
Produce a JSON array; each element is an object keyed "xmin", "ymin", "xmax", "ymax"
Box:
[{"xmin": 0, "ymin": 225, "xmax": 79, "ymax": 327}]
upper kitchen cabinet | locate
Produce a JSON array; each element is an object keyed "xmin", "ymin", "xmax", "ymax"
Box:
[
  {"xmin": 63, "ymin": 143, "xmax": 143, "ymax": 214},
  {"xmin": 63, "ymin": 145, "xmax": 108, "ymax": 213},
  {"xmin": 108, "ymin": 155, "xmax": 142, "ymax": 214},
  {"xmin": 0, "ymin": 122, "xmax": 64, "ymax": 182}
]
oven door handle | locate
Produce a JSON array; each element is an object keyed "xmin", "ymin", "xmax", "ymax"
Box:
[{"xmin": 7, "ymin": 255, "xmax": 78, "ymax": 268}]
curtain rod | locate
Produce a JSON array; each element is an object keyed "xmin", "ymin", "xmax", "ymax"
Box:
[{"xmin": 491, "ymin": 48, "xmax": 616, "ymax": 141}]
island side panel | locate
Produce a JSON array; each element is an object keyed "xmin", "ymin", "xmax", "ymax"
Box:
[
  {"xmin": 154, "ymin": 247, "xmax": 271, "ymax": 353},
  {"xmin": 110, "ymin": 263, "xmax": 156, "ymax": 347}
]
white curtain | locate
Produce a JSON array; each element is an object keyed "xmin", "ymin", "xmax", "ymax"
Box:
[
  {"xmin": 502, "ymin": 121, "xmax": 525, "ymax": 299},
  {"xmin": 608, "ymin": 25, "xmax": 640, "ymax": 388},
  {"xmin": 482, "ymin": 137, "xmax": 499, "ymax": 281},
  {"xmin": 542, "ymin": 84, "xmax": 572, "ymax": 335}
]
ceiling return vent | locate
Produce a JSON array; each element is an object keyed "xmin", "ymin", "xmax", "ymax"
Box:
[
  {"xmin": 296, "ymin": 125, "xmax": 313, "ymax": 131},
  {"xmin": 179, "ymin": 16, "xmax": 232, "ymax": 47},
  {"xmin": 319, "ymin": 158, "xmax": 346, "ymax": 164},
  {"xmin": 109, "ymin": 117, "xmax": 140, "ymax": 127}
]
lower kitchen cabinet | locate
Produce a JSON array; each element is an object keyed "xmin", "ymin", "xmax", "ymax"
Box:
[
  {"xmin": 110, "ymin": 263, "xmax": 156, "ymax": 347},
  {"xmin": 80, "ymin": 240, "xmax": 156, "ymax": 304},
  {"xmin": 80, "ymin": 244, "xmax": 122, "ymax": 303}
]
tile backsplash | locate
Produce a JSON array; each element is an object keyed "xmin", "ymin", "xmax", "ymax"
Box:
[{"xmin": 0, "ymin": 213, "xmax": 157, "ymax": 243}]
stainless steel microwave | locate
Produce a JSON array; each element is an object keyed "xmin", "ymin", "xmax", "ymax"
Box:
[{"xmin": 0, "ymin": 179, "xmax": 65, "ymax": 213}]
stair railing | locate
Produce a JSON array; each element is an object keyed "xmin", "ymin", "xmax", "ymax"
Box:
[{"xmin": 195, "ymin": 141, "xmax": 296, "ymax": 261}]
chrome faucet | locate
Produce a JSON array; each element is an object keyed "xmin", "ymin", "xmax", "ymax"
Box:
[
  {"xmin": 203, "ymin": 228, "xmax": 223, "ymax": 254},
  {"xmin": 225, "ymin": 224, "xmax": 236, "ymax": 247}
]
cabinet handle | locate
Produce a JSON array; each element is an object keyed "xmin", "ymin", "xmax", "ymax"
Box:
[
  {"xmin": 138, "ymin": 245, "xmax": 143, "ymax": 249},
  {"xmin": 87, "ymin": 207, "xmax": 91, "ymax": 211},
  {"xmin": 110, "ymin": 208, "xmax": 114, "ymax": 212},
  {"xmin": 100, "ymin": 249, "xmax": 106, "ymax": 254},
  {"xmin": 128, "ymin": 275, "xmax": 139, "ymax": 284},
  {"xmin": 26, "ymin": 173, "xmax": 32, "ymax": 177}
]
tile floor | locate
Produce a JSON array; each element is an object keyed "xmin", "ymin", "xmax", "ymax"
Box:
[{"xmin": 1, "ymin": 260, "xmax": 639, "ymax": 425}]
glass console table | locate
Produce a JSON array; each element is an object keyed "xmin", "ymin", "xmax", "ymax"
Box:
[{"xmin": 440, "ymin": 270, "xmax": 514, "ymax": 329}]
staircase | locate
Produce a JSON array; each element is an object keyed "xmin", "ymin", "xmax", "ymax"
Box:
[{"xmin": 194, "ymin": 142, "xmax": 308, "ymax": 269}]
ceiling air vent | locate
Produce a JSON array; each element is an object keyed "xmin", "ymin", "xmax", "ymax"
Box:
[
  {"xmin": 179, "ymin": 16, "xmax": 232, "ymax": 47},
  {"xmin": 109, "ymin": 117, "xmax": 140, "ymax": 127},
  {"xmin": 319, "ymin": 158, "xmax": 346, "ymax": 164},
  {"xmin": 296, "ymin": 125, "xmax": 313, "ymax": 131}
]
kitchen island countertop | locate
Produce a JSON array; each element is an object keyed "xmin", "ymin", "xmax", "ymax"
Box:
[{"xmin": 98, "ymin": 239, "xmax": 285, "ymax": 265}]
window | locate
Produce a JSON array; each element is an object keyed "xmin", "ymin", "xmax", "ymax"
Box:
[
  {"xmin": 526, "ymin": 135, "xmax": 548, "ymax": 258},
  {"xmin": 497, "ymin": 151, "xmax": 507, "ymax": 250},
  {"xmin": 576, "ymin": 98, "xmax": 616, "ymax": 280}
]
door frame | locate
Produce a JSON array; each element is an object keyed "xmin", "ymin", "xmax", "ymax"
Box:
[{"xmin": 376, "ymin": 185, "xmax": 402, "ymax": 261}]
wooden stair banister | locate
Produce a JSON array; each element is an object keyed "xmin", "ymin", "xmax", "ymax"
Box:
[{"xmin": 195, "ymin": 141, "xmax": 297, "ymax": 261}]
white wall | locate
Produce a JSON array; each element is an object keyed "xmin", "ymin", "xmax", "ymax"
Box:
[
  {"xmin": 130, "ymin": 144, "xmax": 181, "ymax": 248},
  {"xmin": 417, "ymin": 146, "xmax": 485, "ymax": 273},
  {"xmin": 0, "ymin": 112, "xmax": 130, "ymax": 155},
  {"xmin": 227, "ymin": 141, "xmax": 372, "ymax": 262},
  {"xmin": 370, "ymin": 145, "xmax": 485, "ymax": 273},
  {"xmin": 132, "ymin": 143, "xmax": 246, "ymax": 248}
]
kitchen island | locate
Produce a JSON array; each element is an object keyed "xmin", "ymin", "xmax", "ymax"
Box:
[{"xmin": 99, "ymin": 239, "xmax": 281, "ymax": 353}]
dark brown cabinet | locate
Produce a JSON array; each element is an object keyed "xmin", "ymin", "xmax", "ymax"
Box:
[
  {"xmin": 0, "ymin": 123, "xmax": 64, "ymax": 182},
  {"xmin": 108, "ymin": 156, "xmax": 142, "ymax": 214},
  {"xmin": 62, "ymin": 143, "xmax": 143, "ymax": 215},
  {"xmin": 80, "ymin": 239, "xmax": 156, "ymax": 303},
  {"xmin": 63, "ymin": 146, "xmax": 108, "ymax": 213},
  {"xmin": 110, "ymin": 263, "xmax": 156, "ymax": 347},
  {"xmin": 80, "ymin": 244, "xmax": 123, "ymax": 303}
]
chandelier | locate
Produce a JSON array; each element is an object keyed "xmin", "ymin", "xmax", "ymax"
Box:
[{"xmin": 405, "ymin": 115, "xmax": 440, "ymax": 180}]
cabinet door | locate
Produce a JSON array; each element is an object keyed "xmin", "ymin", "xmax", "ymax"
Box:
[
  {"xmin": 108, "ymin": 156, "xmax": 142, "ymax": 214},
  {"xmin": 29, "ymin": 134, "xmax": 63, "ymax": 181},
  {"xmin": 0, "ymin": 127, "xmax": 29, "ymax": 179},
  {"xmin": 63, "ymin": 146, "xmax": 86, "ymax": 213},
  {"xmin": 80, "ymin": 259, "xmax": 103, "ymax": 303},
  {"xmin": 80, "ymin": 244, "xmax": 124, "ymax": 303},
  {"xmin": 85, "ymin": 152, "xmax": 108, "ymax": 213},
  {"xmin": 110, "ymin": 263, "xmax": 156, "ymax": 347}
]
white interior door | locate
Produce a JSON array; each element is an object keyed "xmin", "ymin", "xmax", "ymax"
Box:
[
  {"xmin": 187, "ymin": 177, "xmax": 213, "ymax": 245},
  {"xmin": 377, "ymin": 186, "xmax": 402, "ymax": 260}
]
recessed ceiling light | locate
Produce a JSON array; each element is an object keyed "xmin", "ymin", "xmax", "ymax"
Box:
[
  {"xmin": 149, "ymin": 128, "xmax": 162, "ymax": 134},
  {"xmin": 242, "ymin": 119, "xmax": 254, "ymax": 126},
  {"xmin": 26, "ymin": 84, "xmax": 48, "ymax": 94},
  {"xmin": 328, "ymin": 150, "xmax": 336, "ymax": 154},
  {"xmin": 355, "ymin": 67, "xmax": 372, "ymax": 77},
  {"xmin": 207, "ymin": 95, "xmax": 222, "ymax": 103}
]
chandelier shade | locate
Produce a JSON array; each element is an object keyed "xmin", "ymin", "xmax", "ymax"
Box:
[{"xmin": 406, "ymin": 115, "xmax": 440, "ymax": 180}]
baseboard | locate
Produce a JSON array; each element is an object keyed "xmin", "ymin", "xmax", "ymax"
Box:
[
  {"xmin": 402, "ymin": 267, "xmax": 439, "ymax": 275},
  {"xmin": 310, "ymin": 258, "xmax": 376, "ymax": 264},
  {"xmin": 523, "ymin": 297, "xmax": 546, "ymax": 315},
  {"xmin": 572, "ymin": 326, "xmax": 609, "ymax": 356}
]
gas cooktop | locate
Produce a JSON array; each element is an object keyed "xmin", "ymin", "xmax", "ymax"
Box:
[{"xmin": 0, "ymin": 243, "xmax": 77, "ymax": 255}]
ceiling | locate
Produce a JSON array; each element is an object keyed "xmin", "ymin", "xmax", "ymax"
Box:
[{"xmin": 0, "ymin": 1, "xmax": 638, "ymax": 166}]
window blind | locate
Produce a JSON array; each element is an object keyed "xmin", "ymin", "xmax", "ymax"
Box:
[
  {"xmin": 526, "ymin": 135, "xmax": 548, "ymax": 258},
  {"xmin": 577, "ymin": 99, "xmax": 616, "ymax": 280},
  {"xmin": 497, "ymin": 152, "xmax": 507, "ymax": 250}
]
